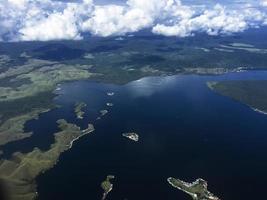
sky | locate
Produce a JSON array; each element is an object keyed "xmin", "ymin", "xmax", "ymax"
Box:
[{"xmin": 0, "ymin": 0, "xmax": 266, "ymax": 41}]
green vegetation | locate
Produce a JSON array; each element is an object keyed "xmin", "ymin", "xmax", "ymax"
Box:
[
  {"xmin": 101, "ymin": 175, "xmax": 115, "ymax": 200},
  {"xmin": 0, "ymin": 109, "xmax": 49, "ymax": 147},
  {"xmin": 0, "ymin": 33, "xmax": 266, "ymax": 200},
  {"xmin": 0, "ymin": 91, "xmax": 56, "ymax": 147},
  {"xmin": 1, "ymin": 35, "xmax": 267, "ymax": 150},
  {"xmin": 0, "ymin": 57, "xmax": 97, "ymax": 147},
  {"xmin": 74, "ymin": 102, "xmax": 87, "ymax": 119},
  {"xmin": 122, "ymin": 132, "xmax": 139, "ymax": 142},
  {"xmin": 0, "ymin": 119, "xmax": 94, "ymax": 200},
  {"xmin": 0, "ymin": 62, "xmax": 95, "ymax": 101},
  {"xmin": 100, "ymin": 110, "xmax": 108, "ymax": 116},
  {"xmin": 168, "ymin": 177, "xmax": 220, "ymax": 200},
  {"xmin": 0, "ymin": 92, "xmax": 55, "ymax": 125},
  {"xmin": 208, "ymin": 80, "xmax": 267, "ymax": 113}
]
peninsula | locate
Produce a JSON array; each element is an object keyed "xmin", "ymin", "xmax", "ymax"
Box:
[
  {"xmin": 168, "ymin": 177, "xmax": 220, "ymax": 200},
  {"xmin": 207, "ymin": 80, "xmax": 267, "ymax": 114},
  {"xmin": 0, "ymin": 119, "xmax": 94, "ymax": 200}
]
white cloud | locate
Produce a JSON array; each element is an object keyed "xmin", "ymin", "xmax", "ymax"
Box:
[
  {"xmin": 0, "ymin": 0, "xmax": 266, "ymax": 41},
  {"xmin": 81, "ymin": 4, "xmax": 153, "ymax": 36},
  {"xmin": 19, "ymin": 3, "xmax": 83, "ymax": 41},
  {"xmin": 153, "ymin": 4, "xmax": 267, "ymax": 37},
  {"xmin": 0, "ymin": 0, "xmax": 93, "ymax": 41},
  {"xmin": 82, "ymin": 0, "xmax": 195, "ymax": 37},
  {"xmin": 261, "ymin": 0, "xmax": 267, "ymax": 6}
]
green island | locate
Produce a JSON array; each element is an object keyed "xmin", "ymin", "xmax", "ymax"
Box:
[
  {"xmin": 96, "ymin": 110, "xmax": 109, "ymax": 120},
  {"xmin": 122, "ymin": 132, "xmax": 139, "ymax": 142},
  {"xmin": 0, "ymin": 58, "xmax": 97, "ymax": 147},
  {"xmin": 101, "ymin": 175, "xmax": 115, "ymax": 200},
  {"xmin": 207, "ymin": 80, "xmax": 267, "ymax": 114},
  {"xmin": 74, "ymin": 102, "xmax": 87, "ymax": 119},
  {"xmin": 100, "ymin": 110, "xmax": 108, "ymax": 116},
  {"xmin": 107, "ymin": 92, "xmax": 115, "ymax": 96},
  {"xmin": 167, "ymin": 177, "xmax": 220, "ymax": 200},
  {"xmin": 0, "ymin": 119, "xmax": 94, "ymax": 200},
  {"xmin": 106, "ymin": 103, "xmax": 113, "ymax": 107}
]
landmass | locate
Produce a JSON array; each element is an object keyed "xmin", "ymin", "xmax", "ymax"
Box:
[
  {"xmin": 96, "ymin": 110, "xmax": 109, "ymax": 120},
  {"xmin": 0, "ymin": 57, "xmax": 97, "ymax": 148},
  {"xmin": 100, "ymin": 110, "xmax": 108, "ymax": 116},
  {"xmin": 106, "ymin": 103, "xmax": 113, "ymax": 107},
  {"xmin": 1, "ymin": 37, "xmax": 267, "ymax": 148},
  {"xmin": 122, "ymin": 132, "xmax": 139, "ymax": 142},
  {"xmin": 0, "ymin": 28, "xmax": 267, "ymax": 200},
  {"xmin": 167, "ymin": 177, "xmax": 220, "ymax": 200},
  {"xmin": 0, "ymin": 59, "xmax": 95, "ymax": 102},
  {"xmin": 207, "ymin": 80, "xmax": 267, "ymax": 114},
  {"xmin": 107, "ymin": 92, "xmax": 114, "ymax": 96},
  {"xmin": 219, "ymin": 43, "xmax": 267, "ymax": 54},
  {"xmin": 0, "ymin": 119, "xmax": 94, "ymax": 200},
  {"xmin": 74, "ymin": 102, "xmax": 87, "ymax": 119},
  {"xmin": 101, "ymin": 175, "xmax": 115, "ymax": 200},
  {"xmin": 0, "ymin": 108, "xmax": 50, "ymax": 147}
]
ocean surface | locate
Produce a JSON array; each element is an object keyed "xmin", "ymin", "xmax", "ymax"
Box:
[{"xmin": 4, "ymin": 71, "xmax": 267, "ymax": 200}]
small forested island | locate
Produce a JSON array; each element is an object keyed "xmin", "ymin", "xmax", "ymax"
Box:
[
  {"xmin": 0, "ymin": 119, "xmax": 94, "ymax": 200},
  {"xmin": 101, "ymin": 175, "xmax": 115, "ymax": 200},
  {"xmin": 167, "ymin": 177, "xmax": 220, "ymax": 200},
  {"xmin": 106, "ymin": 102, "xmax": 113, "ymax": 107},
  {"xmin": 100, "ymin": 110, "xmax": 108, "ymax": 116},
  {"xmin": 74, "ymin": 102, "xmax": 87, "ymax": 119},
  {"xmin": 122, "ymin": 132, "xmax": 139, "ymax": 142},
  {"xmin": 207, "ymin": 80, "xmax": 267, "ymax": 114},
  {"xmin": 107, "ymin": 92, "xmax": 115, "ymax": 96}
]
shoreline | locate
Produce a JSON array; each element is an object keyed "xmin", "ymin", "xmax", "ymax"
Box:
[
  {"xmin": 167, "ymin": 178, "xmax": 197, "ymax": 198},
  {"xmin": 251, "ymin": 107, "xmax": 267, "ymax": 115},
  {"xmin": 69, "ymin": 128, "xmax": 94, "ymax": 149}
]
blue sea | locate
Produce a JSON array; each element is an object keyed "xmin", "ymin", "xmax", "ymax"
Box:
[{"xmin": 3, "ymin": 71, "xmax": 267, "ymax": 200}]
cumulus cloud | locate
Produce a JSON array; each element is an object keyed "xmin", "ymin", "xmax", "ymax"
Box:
[
  {"xmin": 152, "ymin": 4, "xmax": 266, "ymax": 37},
  {"xmin": 0, "ymin": 0, "xmax": 266, "ymax": 41},
  {"xmin": 81, "ymin": 4, "xmax": 153, "ymax": 36},
  {"xmin": 0, "ymin": 0, "xmax": 93, "ymax": 41},
  {"xmin": 19, "ymin": 2, "xmax": 90, "ymax": 41}
]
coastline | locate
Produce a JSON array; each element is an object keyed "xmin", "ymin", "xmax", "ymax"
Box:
[
  {"xmin": 69, "ymin": 125, "xmax": 95, "ymax": 149},
  {"xmin": 167, "ymin": 178, "xmax": 197, "ymax": 198},
  {"xmin": 0, "ymin": 120, "xmax": 95, "ymax": 200},
  {"xmin": 251, "ymin": 107, "xmax": 267, "ymax": 115}
]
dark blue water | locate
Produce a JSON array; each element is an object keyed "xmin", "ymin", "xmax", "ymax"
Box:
[{"xmin": 6, "ymin": 71, "xmax": 267, "ymax": 200}]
